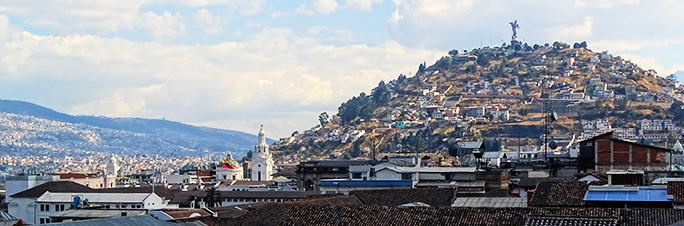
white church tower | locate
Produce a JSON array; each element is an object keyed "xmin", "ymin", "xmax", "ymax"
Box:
[{"xmin": 251, "ymin": 125, "xmax": 274, "ymax": 181}]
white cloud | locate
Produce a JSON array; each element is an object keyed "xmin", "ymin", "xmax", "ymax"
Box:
[
  {"xmin": 313, "ymin": 0, "xmax": 339, "ymax": 14},
  {"xmin": 307, "ymin": 25, "xmax": 326, "ymax": 35},
  {"xmin": 0, "ymin": 21, "xmax": 442, "ymax": 137},
  {"xmin": 0, "ymin": 1, "xmax": 143, "ymax": 33},
  {"xmin": 139, "ymin": 11, "xmax": 186, "ymax": 39},
  {"xmin": 618, "ymin": 53, "xmax": 684, "ymax": 76},
  {"xmin": 346, "ymin": 0, "xmax": 383, "ymax": 11},
  {"xmin": 554, "ymin": 16, "xmax": 593, "ymax": 40},
  {"xmin": 296, "ymin": 4, "xmax": 315, "ymax": 16},
  {"xmin": 71, "ymin": 84, "xmax": 166, "ymax": 117},
  {"xmin": 575, "ymin": 0, "xmax": 641, "ymax": 8},
  {"xmin": 297, "ymin": 0, "xmax": 339, "ymax": 15},
  {"xmin": 195, "ymin": 9, "xmax": 223, "ymax": 35},
  {"xmin": 152, "ymin": 0, "xmax": 265, "ymax": 15}
]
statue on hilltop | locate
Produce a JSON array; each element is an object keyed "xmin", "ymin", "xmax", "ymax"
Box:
[{"xmin": 509, "ymin": 20, "xmax": 519, "ymax": 40}]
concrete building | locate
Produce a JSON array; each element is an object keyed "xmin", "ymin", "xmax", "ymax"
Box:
[{"xmin": 54, "ymin": 173, "xmax": 116, "ymax": 189}]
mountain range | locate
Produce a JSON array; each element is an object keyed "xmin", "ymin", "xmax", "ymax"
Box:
[{"xmin": 0, "ymin": 99, "xmax": 269, "ymax": 157}]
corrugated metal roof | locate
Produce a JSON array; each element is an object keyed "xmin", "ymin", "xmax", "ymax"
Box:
[
  {"xmin": 584, "ymin": 188, "xmax": 671, "ymax": 202},
  {"xmin": 45, "ymin": 215, "xmax": 180, "ymax": 226},
  {"xmin": 37, "ymin": 192, "xmax": 152, "ymax": 203},
  {"xmin": 0, "ymin": 211, "xmax": 17, "ymax": 221},
  {"xmin": 50, "ymin": 209, "xmax": 147, "ymax": 218},
  {"xmin": 452, "ymin": 197, "xmax": 527, "ymax": 208}
]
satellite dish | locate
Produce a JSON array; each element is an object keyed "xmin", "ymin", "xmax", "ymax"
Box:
[
  {"xmin": 550, "ymin": 111, "xmax": 558, "ymax": 121},
  {"xmin": 448, "ymin": 143, "xmax": 460, "ymax": 157},
  {"xmin": 549, "ymin": 141, "xmax": 558, "ymax": 150}
]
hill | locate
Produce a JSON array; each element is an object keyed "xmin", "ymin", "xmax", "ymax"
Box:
[
  {"xmin": 0, "ymin": 99, "xmax": 271, "ymax": 157},
  {"xmin": 272, "ymin": 41, "xmax": 684, "ymax": 162}
]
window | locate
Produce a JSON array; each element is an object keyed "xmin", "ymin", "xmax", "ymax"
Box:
[
  {"xmin": 40, "ymin": 204, "xmax": 50, "ymax": 212},
  {"xmin": 352, "ymin": 173, "xmax": 362, "ymax": 179},
  {"xmin": 55, "ymin": 204, "xmax": 66, "ymax": 212},
  {"xmin": 401, "ymin": 173, "xmax": 412, "ymax": 180},
  {"xmin": 40, "ymin": 218, "xmax": 50, "ymax": 224}
]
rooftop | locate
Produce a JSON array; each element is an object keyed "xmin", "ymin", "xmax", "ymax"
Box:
[
  {"xmin": 50, "ymin": 209, "xmax": 147, "ymax": 219},
  {"xmin": 37, "ymin": 192, "xmax": 154, "ymax": 203}
]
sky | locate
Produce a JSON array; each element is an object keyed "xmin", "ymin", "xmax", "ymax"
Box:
[{"xmin": 1, "ymin": 0, "xmax": 684, "ymax": 139}]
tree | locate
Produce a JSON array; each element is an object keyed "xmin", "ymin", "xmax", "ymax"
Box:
[
  {"xmin": 338, "ymin": 92, "xmax": 373, "ymax": 124},
  {"xmin": 204, "ymin": 187, "xmax": 221, "ymax": 208},
  {"xmin": 397, "ymin": 74, "xmax": 407, "ymax": 84},
  {"xmin": 418, "ymin": 62, "xmax": 426, "ymax": 74},
  {"xmin": 533, "ymin": 44, "xmax": 540, "ymax": 50},
  {"xmin": 448, "ymin": 49, "xmax": 459, "ymax": 57},
  {"xmin": 318, "ymin": 112, "xmax": 330, "ymax": 126},
  {"xmin": 371, "ymin": 81, "xmax": 391, "ymax": 105},
  {"xmin": 242, "ymin": 151, "xmax": 253, "ymax": 162},
  {"xmin": 580, "ymin": 41, "xmax": 587, "ymax": 48},
  {"xmin": 434, "ymin": 56, "xmax": 453, "ymax": 69},
  {"xmin": 476, "ymin": 54, "xmax": 490, "ymax": 67},
  {"xmin": 667, "ymin": 74, "xmax": 679, "ymax": 83}
]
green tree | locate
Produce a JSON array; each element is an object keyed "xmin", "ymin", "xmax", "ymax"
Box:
[
  {"xmin": 318, "ymin": 112, "xmax": 330, "ymax": 126},
  {"xmin": 338, "ymin": 92, "xmax": 373, "ymax": 124},
  {"xmin": 476, "ymin": 54, "xmax": 490, "ymax": 67},
  {"xmin": 418, "ymin": 62, "xmax": 426, "ymax": 74},
  {"xmin": 204, "ymin": 187, "xmax": 221, "ymax": 208},
  {"xmin": 372, "ymin": 81, "xmax": 391, "ymax": 105}
]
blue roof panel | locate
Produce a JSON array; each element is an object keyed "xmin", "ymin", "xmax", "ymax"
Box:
[{"xmin": 584, "ymin": 188, "xmax": 671, "ymax": 202}]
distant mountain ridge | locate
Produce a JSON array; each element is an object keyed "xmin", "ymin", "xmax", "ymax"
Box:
[{"xmin": 0, "ymin": 99, "xmax": 270, "ymax": 157}]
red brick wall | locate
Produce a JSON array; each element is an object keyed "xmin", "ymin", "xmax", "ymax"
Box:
[
  {"xmin": 633, "ymin": 146, "xmax": 648, "ymax": 163},
  {"xmin": 613, "ymin": 142, "xmax": 630, "ymax": 163},
  {"xmin": 597, "ymin": 140, "xmax": 612, "ymax": 163}
]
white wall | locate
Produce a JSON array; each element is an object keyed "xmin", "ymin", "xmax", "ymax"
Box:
[
  {"xmin": 375, "ymin": 170, "xmax": 402, "ymax": 180},
  {"xmin": 8, "ymin": 197, "xmax": 36, "ymax": 224},
  {"xmin": 143, "ymin": 193, "xmax": 166, "ymax": 209},
  {"xmin": 5, "ymin": 175, "xmax": 58, "ymax": 202}
]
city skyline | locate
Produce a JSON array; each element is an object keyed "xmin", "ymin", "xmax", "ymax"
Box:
[{"xmin": 1, "ymin": 1, "xmax": 683, "ymax": 138}]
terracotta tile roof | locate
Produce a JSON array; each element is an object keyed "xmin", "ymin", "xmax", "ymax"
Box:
[
  {"xmin": 160, "ymin": 209, "xmax": 211, "ymax": 219},
  {"xmin": 669, "ymin": 181, "xmax": 684, "ymax": 203},
  {"xmin": 218, "ymin": 191, "xmax": 319, "ymax": 199},
  {"xmin": 349, "ymin": 188, "xmax": 457, "ymax": 207},
  {"xmin": 10, "ymin": 181, "xmax": 92, "ymax": 198},
  {"xmin": 233, "ymin": 206, "xmax": 684, "ymax": 226},
  {"xmin": 517, "ymin": 178, "xmax": 566, "ymax": 189},
  {"xmin": 281, "ymin": 194, "xmax": 363, "ymax": 206},
  {"xmin": 524, "ymin": 215, "xmax": 618, "ymax": 226},
  {"xmin": 529, "ymin": 180, "xmax": 605, "ymax": 207}
]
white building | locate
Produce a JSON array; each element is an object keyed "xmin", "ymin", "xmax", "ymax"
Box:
[
  {"xmin": 216, "ymin": 152, "xmax": 244, "ymax": 181},
  {"xmin": 5, "ymin": 175, "xmax": 59, "ymax": 203},
  {"xmin": 29, "ymin": 192, "xmax": 165, "ymax": 224},
  {"xmin": 7, "ymin": 181, "xmax": 168, "ymax": 225},
  {"xmin": 165, "ymin": 174, "xmax": 200, "ymax": 184},
  {"xmin": 251, "ymin": 126, "xmax": 274, "ymax": 181}
]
